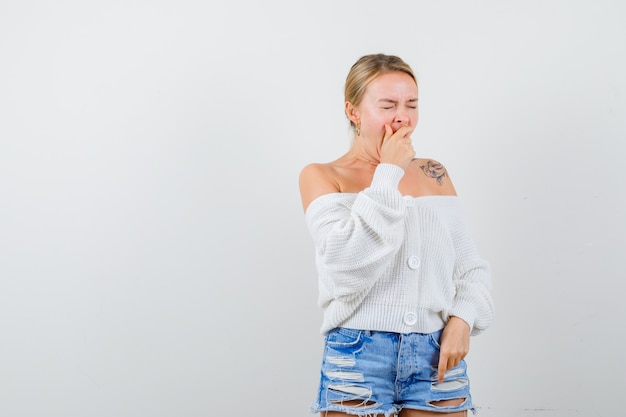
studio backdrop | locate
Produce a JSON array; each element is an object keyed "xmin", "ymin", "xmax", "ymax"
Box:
[{"xmin": 1, "ymin": 1, "xmax": 625, "ymax": 416}]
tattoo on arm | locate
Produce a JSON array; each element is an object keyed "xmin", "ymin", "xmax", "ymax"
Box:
[{"xmin": 420, "ymin": 160, "xmax": 447, "ymax": 185}]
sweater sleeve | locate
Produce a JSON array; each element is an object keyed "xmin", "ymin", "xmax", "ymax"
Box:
[
  {"xmin": 446, "ymin": 207, "xmax": 495, "ymax": 335},
  {"xmin": 305, "ymin": 164, "xmax": 406, "ymax": 303}
]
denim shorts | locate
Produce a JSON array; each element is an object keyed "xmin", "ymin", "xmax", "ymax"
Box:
[{"xmin": 311, "ymin": 328, "xmax": 474, "ymax": 416}]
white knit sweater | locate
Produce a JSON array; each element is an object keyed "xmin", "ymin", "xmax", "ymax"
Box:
[{"xmin": 305, "ymin": 163, "xmax": 494, "ymax": 336}]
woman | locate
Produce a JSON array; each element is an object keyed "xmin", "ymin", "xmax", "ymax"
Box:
[{"xmin": 299, "ymin": 54, "xmax": 494, "ymax": 417}]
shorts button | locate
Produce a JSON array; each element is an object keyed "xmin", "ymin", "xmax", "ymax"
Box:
[
  {"xmin": 404, "ymin": 311, "xmax": 417, "ymax": 326},
  {"xmin": 403, "ymin": 195, "xmax": 414, "ymax": 206},
  {"xmin": 407, "ymin": 256, "xmax": 420, "ymax": 269}
]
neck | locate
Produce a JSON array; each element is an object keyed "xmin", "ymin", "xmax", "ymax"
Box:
[{"xmin": 347, "ymin": 136, "xmax": 381, "ymax": 167}]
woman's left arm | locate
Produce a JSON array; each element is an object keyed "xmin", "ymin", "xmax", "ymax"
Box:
[
  {"xmin": 446, "ymin": 201, "xmax": 495, "ymax": 334},
  {"xmin": 437, "ymin": 203, "xmax": 495, "ymax": 381}
]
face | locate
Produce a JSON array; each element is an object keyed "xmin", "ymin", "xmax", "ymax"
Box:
[{"xmin": 348, "ymin": 71, "xmax": 419, "ymax": 140}]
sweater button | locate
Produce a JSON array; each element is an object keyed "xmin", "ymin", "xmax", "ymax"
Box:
[
  {"xmin": 403, "ymin": 195, "xmax": 414, "ymax": 206},
  {"xmin": 407, "ymin": 256, "xmax": 420, "ymax": 269},
  {"xmin": 404, "ymin": 312, "xmax": 417, "ymax": 326}
]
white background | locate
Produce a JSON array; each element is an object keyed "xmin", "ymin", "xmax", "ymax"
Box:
[{"xmin": 1, "ymin": 1, "xmax": 625, "ymax": 416}]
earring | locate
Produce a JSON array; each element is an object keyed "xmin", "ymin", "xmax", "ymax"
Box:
[{"xmin": 355, "ymin": 123, "xmax": 361, "ymax": 136}]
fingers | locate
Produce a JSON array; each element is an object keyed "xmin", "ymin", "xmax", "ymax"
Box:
[
  {"xmin": 395, "ymin": 125, "xmax": 414, "ymax": 138},
  {"xmin": 379, "ymin": 124, "xmax": 416, "ymax": 169},
  {"xmin": 383, "ymin": 124, "xmax": 413, "ymax": 141},
  {"xmin": 437, "ymin": 351, "xmax": 448, "ymax": 383},
  {"xmin": 436, "ymin": 317, "xmax": 471, "ymax": 383},
  {"xmin": 382, "ymin": 124, "xmax": 394, "ymax": 144},
  {"xmin": 437, "ymin": 351, "xmax": 463, "ymax": 383}
]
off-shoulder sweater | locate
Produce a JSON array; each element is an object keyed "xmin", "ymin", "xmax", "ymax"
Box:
[{"xmin": 305, "ymin": 163, "xmax": 494, "ymax": 336}]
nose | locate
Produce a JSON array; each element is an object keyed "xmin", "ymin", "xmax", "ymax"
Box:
[{"xmin": 394, "ymin": 110, "xmax": 410, "ymax": 126}]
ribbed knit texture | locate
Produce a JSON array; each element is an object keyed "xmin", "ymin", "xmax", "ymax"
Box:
[{"xmin": 305, "ymin": 163, "xmax": 494, "ymax": 336}]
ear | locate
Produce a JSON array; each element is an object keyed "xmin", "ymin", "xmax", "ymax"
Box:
[{"xmin": 345, "ymin": 101, "xmax": 360, "ymax": 125}]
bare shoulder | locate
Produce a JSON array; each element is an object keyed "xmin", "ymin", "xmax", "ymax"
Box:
[
  {"xmin": 411, "ymin": 158, "xmax": 457, "ymax": 196},
  {"xmin": 298, "ymin": 162, "xmax": 341, "ymax": 212}
]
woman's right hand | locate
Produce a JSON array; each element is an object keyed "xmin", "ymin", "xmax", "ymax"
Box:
[{"xmin": 379, "ymin": 124, "xmax": 415, "ymax": 170}]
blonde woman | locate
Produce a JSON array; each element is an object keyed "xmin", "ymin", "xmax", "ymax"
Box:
[{"xmin": 299, "ymin": 54, "xmax": 494, "ymax": 417}]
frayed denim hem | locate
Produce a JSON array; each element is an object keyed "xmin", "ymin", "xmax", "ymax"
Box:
[{"xmin": 310, "ymin": 401, "xmax": 398, "ymax": 417}]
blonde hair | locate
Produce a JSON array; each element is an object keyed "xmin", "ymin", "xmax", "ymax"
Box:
[{"xmin": 344, "ymin": 54, "xmax": 417, "ymax": 131}]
